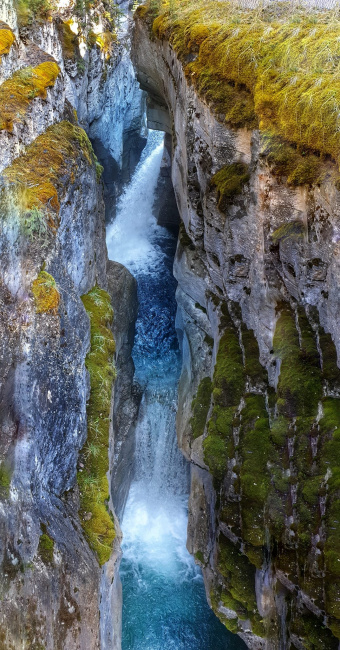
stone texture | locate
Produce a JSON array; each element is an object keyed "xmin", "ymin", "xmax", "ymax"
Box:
[{"xmin": 132, "ymin": 17, "xmax": 340, "ymax": 650}]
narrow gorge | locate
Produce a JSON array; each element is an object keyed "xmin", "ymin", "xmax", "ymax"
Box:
[{"xmin": 0, "ymin": 1, "xmax": 340, "ymax": 649}]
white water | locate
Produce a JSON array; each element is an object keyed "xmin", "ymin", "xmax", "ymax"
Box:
[
  {"xmin": 107, "ymin": 131, "xmax": 245, "ymax": 650},
  {"xmin": 106, "ymin": 135, "xmax": 165, "ymax": 274}
]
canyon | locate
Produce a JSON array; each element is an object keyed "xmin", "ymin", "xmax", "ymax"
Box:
[{"xmin": 0, "ymin": 1, "xmax": 339, "ymax": 649}]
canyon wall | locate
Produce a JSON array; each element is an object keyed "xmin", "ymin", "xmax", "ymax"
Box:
[
  {"xmin": 132, "ymin": 16, "xmax": 340, "ymax": 650},
  {"xmin": 0, "ymin": 1, "xmax": 143, "ymax": 646}
]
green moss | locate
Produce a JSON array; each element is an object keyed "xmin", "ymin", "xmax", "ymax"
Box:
[
  {"xmin": 31, "ymin": 271, "xmax": 59, "ymax": 314},
  {"xmin": 15, "ymin": 0, "xmax": 54, "ymax": 26},
  {"xmin": 0, "ymin": 62, "xmax": 59, "ymax": 132},
  {"xmin": 3, "ymin": 121, "xmax": 99, "ymax": 225},
  {"xmin": 210, "ymin": 162, "xmax": 250, "ymax": 212},
  {"xmin": 242, "ymin": 325, "xmax": 267, "ymax": 385},
  {"xmin": 244, "ymin": 545, "xmax": 263, "ymax": 570},
  {"xmin": 271, "ymin": 220, "xmax": 305, "ymax": 246},
  {"xmin": 239, "ymin": 394, "xmax": 271, "ymax": 546},
  {"xmin": 319, "ymin": 328, "xmax": 340, "ymax": 387},
  {"xmin": 38, "ymin": 524, "xmax": 54, "ymax": 564},
  {"xmin": 57, "ymin": 20, "xmax": 80, "ymax": 61},
  {"xmin": 204, "ymin": 310, "xmax": 245, "ymax": 480},
  {"xmin": 190, "ymin": 376, "xmax": 212, "ymax": 439},
  {"xmin": 0, "ymin": 463, "xmax": 11, "ymax": 497},
  {"xmin": 78, "ymin": 286, "xmax": 116, "ymax": 565},
  {"xmin": 146, "ymin": 2, "xmax": 340, "ymax": 167},
  {"xmin": 260, "ymin": 131, "xmax": 329, "ymax": 186},
  {"xmin": 273, "ymin": 307, "xmax": 322, "ymax": 418},
  {"xmin": 291, "ymin": 612, "xmax": 339, "ymax": 650},
  {"xmin": 218, "ymin": 533, "xmax": 257, "ymax": 614},
  {"xmin": 212, "ymin": 327, "xmax": 245, "ymax": 409},
  {"xmin": 195, "ymin": 550, "xmax": 204, "ymax": 564}
]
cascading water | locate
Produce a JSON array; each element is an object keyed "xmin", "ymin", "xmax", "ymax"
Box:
[{"xmin": 107, "ymin": 131, "xmax": 246, "ymax": 650}]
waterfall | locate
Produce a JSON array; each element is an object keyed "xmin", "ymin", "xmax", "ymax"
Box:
[{"xmin": 107, "ymin": 131, "xmax": 245, "ymax": 650}]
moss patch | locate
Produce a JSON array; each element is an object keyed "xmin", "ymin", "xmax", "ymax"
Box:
[
  {"xmin": 203, "ymin": 308, "xmax": 245, "ymax": 480},
  {"xmin": 3, "ymin": 120, "xmax": 99, "ymax": 224},
  {"xmin": 142, "ymin": 1, "xmax": 340, "ymax": 169},
  {"xmin": 190, "ymin": 376, "xmax": 212, "ymax": 439},
  {"xmin": 57, "ymin": 20, "xmax": 80, "ymax": 61},
  {"xmin": 273, "ymin": 307, "xmax": 322, "ymax": 418},
  {"xmin": 271, "ymin": 220, "xmax": 305, "ymax": 246},
  {"xmin": 32, "ymin": 270, "xmax": 59, "ymax": 314},
  {"xmin": 0, "ymin": 62, "xmax": 59, "ymax": 132},
  {"xmin": 210, "ymin": 162, "xmax": 250, "ymax": 212},
  {"xmin": 78, "ymin": 286, "xmax": 116, "ymax": 565},
  {"xmin": 15, "ymin": 0, "xmax": 53, "ymax": 26},
  {"xmin": 0, "ymin": 462, "xmax": 11, "ymax": 497},
  {"xmin": 239, "ymin": 394, "xmax": 271, "ymax": 546},
  {"xmin": 38, "ymin": 524, "xmax": 54, "ymax": 564},
  {"xmin": 0, "ymin": 22, "xmax": 15, "ymax": 60}
]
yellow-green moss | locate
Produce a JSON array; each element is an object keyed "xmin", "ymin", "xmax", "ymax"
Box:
[
  {"xmin": 271, "ymin": 220, "xmax": 305, "ymax": 246},
  {"xmin": 38, "ymin": 524, "xmax": 54, "ymax": 564},
  {"xmin": 0, "ymin": 462, "xmax": 11, "ymax": 497},
  {"xmin": 210, "ymin": 162, "xmax": 250, "ymax": 212},
  {"xmin": 0, "ymin": 62, "xmax": 60, "ymax": 132},
  {"xmin": 0, "ymin": 22, "xmax": 15, "ymax": 61},
  {"xmin": 88, "ymin": 29, "xmax": 116, "ymax": 58},
  {"xmin": 57, "ymin": 20, "xmax": 80, "ymax": 61},
  {"xmin": 78, "ymin": 286, "xmax": 116, "ymax": 565},
  {"xmin": 32, "ymin": 270, "xmax": 60, "ymax": 314},
  {"xmin": 15, "ymin": 0, "xmax": 53, "ymax": 26},
  {"xmin": 142, "ymin": 1, "xmax": 340, "ymax": 167},
  {"xmin": 3, "ymin": 120, "xmax": 98, "ymax": 221}
]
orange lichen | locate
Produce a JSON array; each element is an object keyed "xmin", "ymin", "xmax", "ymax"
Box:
[
  {"xmin": 0, "ymin": 61, "xmax": 60, "ymax": 132},
  {"xmin": 3, "ymin": 120, "xmax": 98, "ymax": 219},
  {"xmin": 0, "ymin": 22, "xmax": 15, "ymax": 61},
  {"xmin": 32, "ymin": 270, "xmax": 60, "ymax": 314}
]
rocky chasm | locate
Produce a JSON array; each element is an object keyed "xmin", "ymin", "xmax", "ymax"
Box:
[{"xmin": 0, "ymin": 1, "xmax": 340, "ymax": 649}]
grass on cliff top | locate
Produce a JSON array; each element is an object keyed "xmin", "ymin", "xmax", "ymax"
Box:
[
  {"xmin": 78, "ymin": 286, "xmax": 116, "ymax": 565},
  {"xmin": 139, "ymin": 0, "xmax": 340, "ymax": 166},
  {"xmin": 3, "ymin": 120, "xmax": 99, "ymax": 228},
  {"xmin": 0, "ymin": 62, "xmax": 60, "ymax": 132},
  {"xmin": 0, "ymin": 21, "xmax": 15, "ymax": 60}
]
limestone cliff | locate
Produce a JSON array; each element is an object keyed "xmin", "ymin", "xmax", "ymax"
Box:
[
  {"xmin": 132, "ymin": 11, "xmax": 340, "ymax": 650},
  {"xmin": 0, "ymin": 0, "xmax": 143, "ymax": 646}
]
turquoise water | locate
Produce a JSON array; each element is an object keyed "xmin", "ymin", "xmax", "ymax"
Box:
[{"xmin": 107, "ymin": 132, "xmax": 246, "ymax": 650}]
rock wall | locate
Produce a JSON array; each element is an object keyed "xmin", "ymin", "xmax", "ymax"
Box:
[
  {"xmin": 132, "ymin": 17, "xmax": 340, "ymax": 650},
  {"xmin": 0, "ymin": 0, "xmax": 143, "ymax": 646}
]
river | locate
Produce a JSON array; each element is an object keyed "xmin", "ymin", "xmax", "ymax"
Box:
[{"xmin": 106, "ymin": 131, "xmax": 246, "ymax": 650}]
